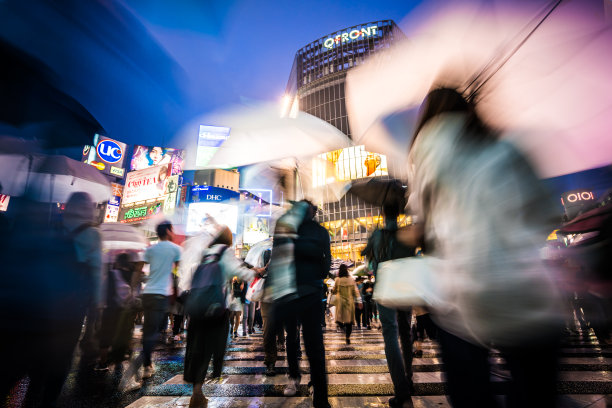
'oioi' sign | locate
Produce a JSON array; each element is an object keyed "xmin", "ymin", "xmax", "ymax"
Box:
[{"xmin": 323, "ymin": 25, "xmax": 378, "ymax": 50}]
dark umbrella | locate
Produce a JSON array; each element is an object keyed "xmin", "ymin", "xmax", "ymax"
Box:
[
  {"xmin": 348, "ymin": 178, "xmax": 407, "ymax": 208},
  {"xmin": 0, "ymin": 0, "xmax": 188, "ymax": 145},
  {"xmin": 0, "ymin": 40, "xmax": 104, "ymax": 148}
]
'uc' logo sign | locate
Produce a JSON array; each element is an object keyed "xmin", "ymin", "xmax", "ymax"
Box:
[{"xmin": 97, "ymin": 139, "xmax": 123, "ymax": 163}]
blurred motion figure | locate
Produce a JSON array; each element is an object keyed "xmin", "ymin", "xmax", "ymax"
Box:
[{"xmin": 407, "ymin": 88, "xmax": 563, "ymax": 408}]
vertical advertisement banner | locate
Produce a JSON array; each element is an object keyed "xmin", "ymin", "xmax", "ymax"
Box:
[{"xmin": 104, "ymin": 183, "xmax": 123, "ymax": 223}]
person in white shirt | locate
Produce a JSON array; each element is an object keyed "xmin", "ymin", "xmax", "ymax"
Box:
[{"xmin": 141, "ymin": 222, "xmax": 181, "ymax": 377}]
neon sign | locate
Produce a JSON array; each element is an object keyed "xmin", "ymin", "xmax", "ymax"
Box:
[
  {"xmin": 566, "ymin": 191, "xmax": 594, "ymax": 203},
  {"xmin": 323, "ymin": 26, "xmax": 378, "ymax": 50}
]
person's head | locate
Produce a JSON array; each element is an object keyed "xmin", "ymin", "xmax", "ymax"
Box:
[
  {"xmin": 156, "ymin": 221, "xmax": 173, "ymax": 241},
  {"xmin": 211, "ymin": 225, "xmax": 232, "ymax": 246},
  {"xmin": 411, "ymin": 87, "xmax": 493, "ymax": 149},
  {"xmin": 382, "ymin": 201, "xmax": 400, "ymax": 221},
  {"xmin": 114, "ymin": 252, "xmax": 133, "ymax": 270},
  {"xmin": 338, "ymin": 264, "xmax": 349, "ymax": 278},
  {"xmin": 302, "ymin": 199, "xmax": 318, "ymax": 220},
  {"xmin": 63, "ymin": 192, "xmax": 95, "ymax": 230},
  {"xmin": 147, "ymin": 146, "xmax": 165, "ymax": 165}
]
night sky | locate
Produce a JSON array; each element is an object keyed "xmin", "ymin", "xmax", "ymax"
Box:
[{"xmin": 124, "ymin": 0, "xmax": 422, "ymax": 146}]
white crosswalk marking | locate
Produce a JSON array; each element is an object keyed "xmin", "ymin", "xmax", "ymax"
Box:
[{"xmin": 126, "ymin": 322, "xmax": 612, "ymax": 407}]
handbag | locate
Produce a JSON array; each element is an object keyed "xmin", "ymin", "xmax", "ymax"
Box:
[
  {"xmin": 329, "ymin": 293, "xmax": 337, "ymax": 305},
  {"xmin": 373, "ymin": 255, "xmax": 447, "ymax": 310},
  {"xmin": 246, "ymin": 277, "xmax": 265, "ymax": 302}
]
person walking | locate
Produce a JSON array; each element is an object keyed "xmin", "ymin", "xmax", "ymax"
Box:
[
  {"xmin": 229, "ymin": 277, "xmax": 244, "ymax": 337},
  {"xmin": 120, "ymin": 221, "xmax": 181, "ymax": 391},
  {"xmin": 141, "ymin": 221, "xmax": 181, "ymax": 377},
  {"xmin": 259, "ymin": 248, "xmax": 286, "ymax": 377},
  {"xmin": 268, "ymin": 200, "xmax": 332, "ymax": 408},
  {"xmin": 332, "ymin": 265, "xmax": 362, "ymax": 344},
  {"xmin": 362, "ymin": 201, "xmax": 417, "ymax": 408},
  {"xmin": 406, "ymin": 87, "xmax": 563, "ymax": 408},
  {"xmin": 182, "ymin": 225, "xmax": 261, "ymax": 408}
]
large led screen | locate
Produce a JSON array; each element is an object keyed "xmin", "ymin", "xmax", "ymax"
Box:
[
  {"xmin": 187, "ymin": 202, "xmax": 238, "ymax": 234},
  {"xmin": 131, "ymin": 145, "xmax": 184, "ymax": 175}
]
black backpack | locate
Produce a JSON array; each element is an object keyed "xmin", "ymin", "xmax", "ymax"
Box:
[{"xmin": 185, "ymin": 245, "xmax": 228, "ymax": 321}]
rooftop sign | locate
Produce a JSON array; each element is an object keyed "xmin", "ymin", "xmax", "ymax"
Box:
[{"xmin": 323, "ymin": 26, "xmax": 378, "ymax": 50}]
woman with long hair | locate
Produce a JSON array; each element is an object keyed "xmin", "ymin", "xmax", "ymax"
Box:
[{"xmin": 332, "ymin": 264, "xmax": 362, "ymax": 344}]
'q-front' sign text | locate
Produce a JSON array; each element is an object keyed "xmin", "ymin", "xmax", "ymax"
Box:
[{"xmin": 323, "ymin": 26, "xmax": 378, "ymax": 50}]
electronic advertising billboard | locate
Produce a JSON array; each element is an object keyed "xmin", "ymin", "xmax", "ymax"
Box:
[
  {"xmin": 118, "ymin": 165, "xmax": 179, "ymax": 223},
  {"xmin": 82, "ymin": 134, "xmax": 127, "ymax": 178},
  {"xmin": 314, "ymin": 146, "xmax": 388, "ymax": 187},
  {"xmin": 187, "ymin": 186, "xmax": 240, "ymax": 234},
  {"xmin": 131, "ymin": 145, "xmax": 184, "ymax": 176},
  {"xmin": 196, "ymin": 125, "xmax": 230, "ymax": 167},
  {"xmin": 243, "ymin": 216, "xmax": 270, "ymax": 244}
]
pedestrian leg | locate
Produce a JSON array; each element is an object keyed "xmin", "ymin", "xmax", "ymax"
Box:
[
  {"xmin": 437, "ymin": 327, "xmax": 497, "ymax": 408},
  {"xmin": 299, "ymin": 295, "xmax": 330, "ymax": 408}
]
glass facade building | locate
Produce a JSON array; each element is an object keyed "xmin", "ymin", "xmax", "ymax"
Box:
[{"xmin": 284, "ymin": 20, "xmax": 409, "ymax": 262}]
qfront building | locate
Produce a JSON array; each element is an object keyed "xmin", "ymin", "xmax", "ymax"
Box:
[{"xmin": 284, "ymin": 20, "xmax": 409, "ymax": 262}]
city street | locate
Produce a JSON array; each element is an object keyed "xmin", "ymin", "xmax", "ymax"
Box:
[{"xmin": 6, "ymin": 317, "xmax": 611, "ymax": 408}]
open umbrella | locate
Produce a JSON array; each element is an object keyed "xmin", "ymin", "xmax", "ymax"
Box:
[
  {"xmin": 0, "ymin": 40, "xmax": 105, "ymax": 148},
  {"xmin": 100, "ymin": 222, "xmax": 147, "ymax": 250},
  {"xmin": 27, "ymin": 155, "xmax": 111, "ymax": 203},
  {"xmin": 349, "ymin": 178, "xmax": 407, "ymax": 209},
  {"xmin": 173, "ymin": 102, "xmax": 353, "ymax": 170},
  {"xmin": 0, "ymin": 0, "xmax": 188, "ymax": 144},
  {"xmin": 0, "ymin": 136, "xmax": 42, "ymax": 196},
  {"xmin": 346, "ymin": 0, "xmax": 612, "ymax": 178}
]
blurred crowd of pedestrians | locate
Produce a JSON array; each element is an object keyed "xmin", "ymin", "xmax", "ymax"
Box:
[{"xmin": 1, "ymin": 86, "xmax": 611, "ymax": 408}]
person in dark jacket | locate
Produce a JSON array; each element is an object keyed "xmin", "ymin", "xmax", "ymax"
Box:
[
  {"xmin": 362, "ymin": 201, "xmax": 417, "ymax": 408},
  {"xmin": 273, "ymin": 200, "xmax": 332, "ymax": 408}
]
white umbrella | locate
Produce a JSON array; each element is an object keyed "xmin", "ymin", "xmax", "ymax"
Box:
[
  {"xmin": 346, "ymin": 0, "xmax": 612, "ymax": 178},
  {"xmin": 173, "ymin": 102, "xmax": 352, "ymax": 170},
  {"xmin": 28, "ymin": 155, "xmax": 111, "ymax": 203},
  {"xmin": 240, "ymin": 157, "xmax": 351, "ymax": 206},
  {"xmin": 100, "ymin": 222, "xmax": 147, "ymax": 250}
]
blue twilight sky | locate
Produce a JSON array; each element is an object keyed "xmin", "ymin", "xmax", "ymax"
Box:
[{"xmin": 121, "ymin": 0, "xmax": 423, "ymax": 146}]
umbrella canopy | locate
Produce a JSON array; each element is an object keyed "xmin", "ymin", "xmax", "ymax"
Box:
[
  {"xmin": 174, "ymin": 102, "xmax": 353, "ymax": 170},
  {"xmin": 240, "ymin": 157, "xmax": 351, "ymax": 206},
  {"xmin": 99, "ymin": 222, "xmax": 147, "ymax": 250},
  {"xmin": 27, "ymin": 155, "xmax": 111, "ymax": 203},
  {"xmin": 352, "ymin": 265, "xmax": 369, "ymax": 277},
  {"xmin": 0, "ymin": 40, "xmax": 105, "ymax": 148},
  {"xmin": 0, "ymin": 0, "xmax": 188, "ymax": 145},
  {"xmin": 346, "ymin": 0, "xmax": 612, "ymax": 178},
  {"xmin": 0, "ymin": 137, "xmax": 43, "ymax": 196},
  {"xmin": 349, "ymin": 178, "xmax": 407, "ymax": 209}
]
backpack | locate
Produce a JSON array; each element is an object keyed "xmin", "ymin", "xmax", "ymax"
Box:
[{"xmin": 184, "ymin": 245, "xmax": 228, "ymax": 321}]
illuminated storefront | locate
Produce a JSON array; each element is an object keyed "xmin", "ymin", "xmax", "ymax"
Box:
[{"xmin": 284, "ymin": 21, "xmax": 408, "ymax": 263}]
